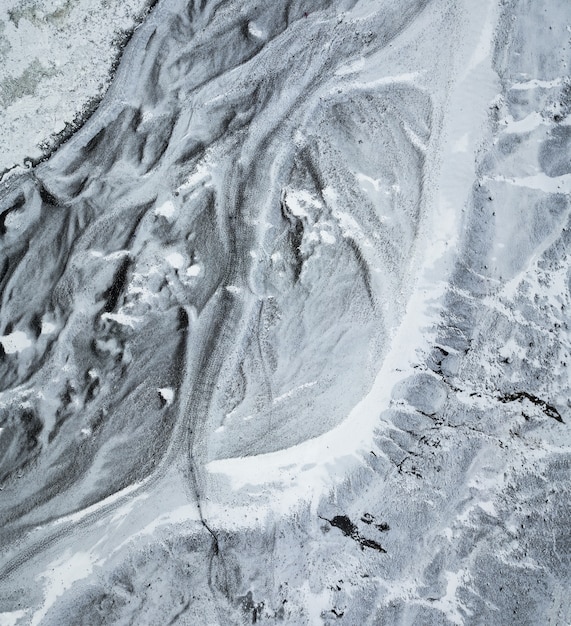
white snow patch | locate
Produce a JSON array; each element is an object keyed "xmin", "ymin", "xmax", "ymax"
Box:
[
  {"xmin": 478, "ymin": 500, "xmax": 497, "ymax": 516},
  {"xmin": 101, "ymin": 312, "xmax": 141, "ymax": 328},
  {"xmin": 53, "ymin": 480, "xmax": 148, "ymax": 528},
  {"xmin": 247, "ymin": 22, "xmax": 265, "ymax": 38},
  {"xmin": 430, "ymin": 570, "xmax": 472, "ymax": 625},
  {"xmin": 367, "ymin": 72, "xmax": 421, "ymax": 87},
  {"xmin": 89, "ymin": 249, "xmax": 129, "ymax": 260},
  {"xmin": 501, "ymin": 111, "xmax": 545, "ymax": 134},
  {"xmin": 499, "ymin": 337, "xmax": 527, "ymax": 361},
  {"xmin": 4, "ymin": 210, "xmax": 25, "ymax": 231},
  {"xmin": 325, "ymin": 188, "xmax": 372, "ymax": 246},
  {"xmin": 306, "ymin": 230, "xmax": 320, "ymax": 244},
  {"xmin": 30, "ymin": 551, "xmax": 97, "ymax": 626},
  {"xmin": 0, "ymin": 610, "xmax": 28, "ymax": 625},
  {"xmin": 273, "ymin": 381, "xmax": 318, "ymax": 404},
  {"xmin": 40, "ymin": 320, "xmax": 57, "ymax": 335},
  {"xmin": 186, "ymin": 264, "xmax": 201, "ymax": 277},
  {"xmin": 334, "ymin": 55, "xmax": 365, "ymax": 76},
  {"xmin": 52, "ymin": 119, "xmax": 66, "ymax": 134},
  {"xmin": 155, "ymin": 200, "xmax": 177, "ymax": 219},
  {"xmin": 510, "ymin": 77, "xmax": 563, "ymax": 91},
  {"xmin": 166, "ymin": 251, "xmax": 186, "ymax": 269},
  {"xmin": 442, "ymin": 527, "xmax": 454, "ymax": 541},
  {"xmin": 158, "ymin": 387, "xmax": 175, "ymax": 406},
  {"xmin": 320, "ymin": 230, "xmax": 336, "ymax": 244},
  {"xmin": 356, "ymin": 170, "xmax": 398, "ymax": 207},
  {"xmin": 285, "ymin": 189, "xmax": 320, "ymax": 218},
  {"xmin": 177, "ymin": 163, "xmax": 211, "ymax": 192},
  {"xmin": 0, "ymin": 330, "xmax": 33, "ymax": 354},
  {"xmin": 301, "ymin": 582, "xmax": 331, "ymax": 624},
  {"xmin": 356, "ymin": 172, "xmax": 383, "ymax": 192},
  {"xmin": 105, "ymin": 250, "xmax": 130, "ymax": 261},
  {"xmin": 135, "ymin": 503, "xmax": 202, "ymax": 538},
  {"xmin": 485, "ymin": 173, "xmax": 571, "ymax": 194}
]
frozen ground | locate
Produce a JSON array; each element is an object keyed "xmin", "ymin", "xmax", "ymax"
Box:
[
  {"xmin": 0, "ymin": 0, "xmax": 570, "ymax": 624},
  {"xmin": 0, "ymin": 0, "xmax": 153, "ymax": 178}
]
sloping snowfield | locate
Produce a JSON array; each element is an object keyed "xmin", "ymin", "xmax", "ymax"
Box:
[
  {"xmin": 0, "ymin": 0, "xmax": 571, "ymax": 624},
  {"xmin": 0, "ymin": 0, "xmax": 154, "ymax": 177}
]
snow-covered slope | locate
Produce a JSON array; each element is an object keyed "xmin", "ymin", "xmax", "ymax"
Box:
[
  {"xmin": 0, "ymin": 0, "xmax": 153, "ymax": 177},
  {"xmin": 0, "ymin": 0, "xmax": 570, "ymax": 624}
]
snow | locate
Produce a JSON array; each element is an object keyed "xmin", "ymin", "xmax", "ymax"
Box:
[
  {"xmin": 40, "ymin": 320, "xmax": 56, "ymax": 335},
  {"xmin": 155, "ymin": 200, "xmax": 177, "ymax": 219},
  {"xmin": 487, "ymin": 172, "xmax": 571, "ymax": 194},
  {"xmin": 0, "ymin": 610, "xmax": 28, "ymax": 626},
  {"xmin": 510, "ymin": 77, "xmax": 564, "ymax": 91},
  {"xmin": 0, "ymin": 0, "xmax": 150, "ymax": 176},
  {"xmin": 165, "ymin": 251, "xmax": 186, "ymax": 269},
  {"xmin": 213, "ymin": 0, "xmax": 493, "ymax": 489},
  {"xmin": 0, "ymin": 330, "xmax": 33, "ymax": 353},
  {"xmin": 501, "ymin": 111, "xmax": 546, "ymax": 135},
  {"xmin": 30, "ymin": 551, "xmax": 98, "ymax": 626},
  {"xmin": 2, "ymin": 0, "xmax": 571, "ymax": 622},
  {"xmin": 185, "ymin": 264, "xmax": 201, "ymax": 277},
  {"xmin": 101, "ymin": 312, "xmax": 141, "ymax": 328},
  {"xmin": 158, "ymin": 387, "xmax": 175, "ymax": 406}
]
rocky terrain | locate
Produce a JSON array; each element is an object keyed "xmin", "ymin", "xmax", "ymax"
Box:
[{"xmin": 0, "ymin": 0, "xmax": 570, "ymax": 624}]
